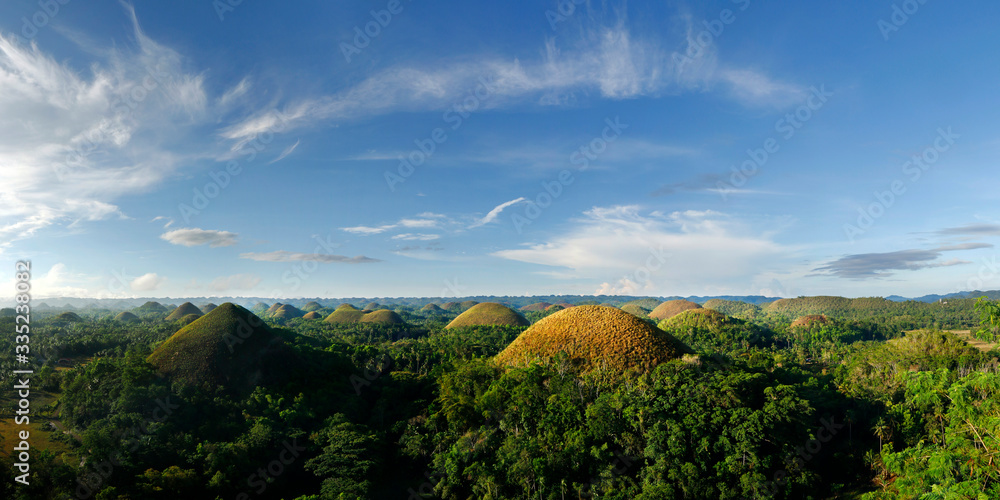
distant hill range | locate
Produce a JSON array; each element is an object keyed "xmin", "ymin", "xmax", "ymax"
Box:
[{"xmin": 7, "ymin": 290, "xmax": 1000, "ymax": 311}]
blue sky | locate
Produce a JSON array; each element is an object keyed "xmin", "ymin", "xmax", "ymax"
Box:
[{"xmin": 2, "ymin": 0, "xmax": 1000, "ymax": 300}]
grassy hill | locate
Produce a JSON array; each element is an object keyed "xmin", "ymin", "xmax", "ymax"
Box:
[
  {"xmin": 360, "ymin": 309, "xmax": 405, "ymax": 325},
  {"xmin": 325, "ymin": 304, "xmax": 367, "ymax": 324},
  {"xmin": 495, "ymin": 305, "xmax": 690, "ymax": 372},
  {"xmin": 658, "ymin": 309, "xmax": 773, "ymax": 351},
  {"xmin": 146, "ymin": 303, "xmax": 293, "ymax": 392},
  {"xmin": 648, "ymin": 299, "xmax": 702, "ymax": 320},
  {"xmin": 446, "ymin": 303, "xmax": 529, "ymax": 329},
  {"xmin": 200, "ymin": 303, "xmax": 218, "ymax": 314},
  {"xmin": 114, "ymin": 311, "xmax": 140, "ymax": 322},
  {"xmin": 272, "ymin": 304, "xmax": 304, "ymax": 320},
  {"xmin": 166, "ymin": 302, "xmax": 203, "ymax": 321}
]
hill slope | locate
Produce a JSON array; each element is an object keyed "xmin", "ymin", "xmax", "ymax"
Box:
[
  {"xmin": 496, "ymin": 305, "xmax": 689, "ymax": 372},
  {"xmin": 146, "ymin": 303, "xmax": 292, "ymax": 392}
]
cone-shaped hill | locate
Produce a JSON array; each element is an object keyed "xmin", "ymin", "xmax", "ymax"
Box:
[
  {"xmin": 166, "ymin": 302, "xmax": 204, "ymax": 321},
  {"xmin": 360, "ymin": 309, "xmax": 405, "ymax": 325},
  {"xmin": 147, "ymin": 303, "xmax": 293, "ymax": 392},
  {"xmin": 134, "ymin": 301, "xmax": 168, "ymax": 314},
  {"xmin": 790, "ymin": 314, "xmax": 831, "ymax": 329},
  {"xmin": 265, "ymin": 303, "xmax": 284, "ymax": 315},
  {"xmin": 621, "ymin": 298, "xmax": 662, "ymax": 310},
  {"xmin": 441, "ymin": 301, "xmax": 461, "ymax": 311},
  {"xmin": 496, "ymin": 306, "xmax": 690, "ymax": 373},
  {"xmin": 620, "ymin": 304, "xmax": 650, "ymax": 317},
  {"xmin": 114, "ymin": 311, "xmax": 140, "ymax": 322},
  {"xmin": 446, "ymin": 303, "xmax": 530, "ymax": 329},
  {"xmin": 648, "ymin": 299, "xmax": 702, "ymax": 320},
  {"xmin": 658, "ymin": 309, "xmax": 773, "ymax": 350},
  {"xmin": 459, "ymin": 300, "xmax": 479, "ymax": 311},
  {"xmin": 421, "ymin": 303, "xmax": 444, "ymax": 313},
  {"xmin": 53, "ymin": 312, "xmax": 84, "ymax": 323},
  {"xmin": 520, "ymin": 302, "xmax": 552, "ymax": 312},
  {"xmin": 272, "ymin": 304, "xmax": 304, "ymax": 320},
  {"xmin": 302, "ymin": 301, "xmax": 323, "ymax": 312},
  {"xmin": 363, "ymin": 302, "xmax": 381, "ymax": 311},
  {"xmin": 302, "ymin": 311, "xmax": 322, "ymax": 320},
  {"xmin": 201, "ymin": 303, "xmax": 218, "ymax": 314},
  {"xmin": 324, "ymin": 304, "xmax": 366, "ymax": 324}
]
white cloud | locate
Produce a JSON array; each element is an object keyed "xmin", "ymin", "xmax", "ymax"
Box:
[
  {"xmin": 392, "ymin": 233, "xmax": 440, "ymax": 241},
  {"xmin": 0, "ymin": 6, "xmax": 214, "ymax": 253},
  {"xmin": 223, "ymin": 16, "xmax": 805, "ymax": 143},
  {"xmin": 470, "ymin": 197, "xmax": 526, "ymax": 228},
  {"xmin": 130, "ymin": 272, "xmax": 165, "ymax": 292},
  {"xmin": 269, "ymin": 139, "xmax": 300, "ymax": 164},
  {"xmin": 493, "ymin": 205, "xmax": 793, "ymax": 295},
  {"xmin": 160, "ymin": 228, "xmax": 238, "ymax": 247},
  {"xmin": 342, "ymin": 216, "xmax": 442, "ymax": 235}
]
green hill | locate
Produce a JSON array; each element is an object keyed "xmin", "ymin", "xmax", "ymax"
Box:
[
  {"xmin": 52, "ymin": 312, "xmax": 84, "ymax": 323},
  {"xmin": 621, "ymin": 298, "xmax": 662, "ymax": 310},
  {"xmin": 325, "ymin": 304, "xmax": 367, "ymax": 324},
  {"xmin": 272, "ymin": 304, "xmax": 304, "ymax": 320},
  {"xmin": 302, "ymin": 301, "xmax": 323, "ymax": 312},
  {"xmin": 178, "ymin": 313, "xmax": 202, "ymax": 326},
  {"xmin": 134, "ymin": 301, "xmax": 168, "ymax": 314},
  {"xmin": 360, "ymin": 309, "xmax": 405, "ymax": 325},
  {"xmin": 446, "ymin": 303, "xmax": 529, "ymax": 329},
  {"xmin": 648, "ymin": 299, "xmax": 702, "ymax": 320},
  {"xmin": 619, "ymin": 304, "xmax": 650, "ymax": 317},
  {"xmin": 421, "ymin": 303, "xmax": 444, "ymax": 313},
  {"xmin": 702, "ymin": 299, "xmax": 763, "ymax": 320},
  {"xmin": 201, "ymin": 303, "xmax": 218, "ymax": 314},
  {"xmin": 520, "ymin": 302, "xmax": 552, "ymax": 312},
  {"xmin": 363, "ymin": 302, "xmax": 381, "ymax": 311},
  {"xmin": 496, "ymin": 305, "xmax": 689, "ymax": 373},
  {"xmin": 265, "ymin": 303, "xmax": 284, "ymax": 315},
  {"xmin": 302, "ymin": 311, "xmax": 322, "ymax": 320},
  {"xmin": 146, "ymin": 303, "xmax": 292, "ymax": 392},
  {"xmin": 658, "ymin": 309, "xmax": 772, "ymax": 351},
  {"xmin": 114, "ymin": 311, "xmax": 140, "ymax": 322},
  {"xmin": 166, "ymin": 302, "xmax": 204, "ymax": 321}
]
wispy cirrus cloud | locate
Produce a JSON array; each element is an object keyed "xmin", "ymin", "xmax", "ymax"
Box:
[
  {"xmin": 469, "ymin": 197, "xmax": 526, "ymax": 228},
  {"xmin": 342, "ymin": 216, "xmax": 441, "ymax": 235},
  {"xmin": 0, "ymin": 4, "xmax": 220, "ymax": 253},
  {"xmin": 160, "ymin": 228, "xmax": 239, "ymax": 247},
  {"xmin": 223, "ymin": 14, "xmax": 807, "ymax": 146},
  {"xmin": 239, "ymin": 251, "xmax": 380, "ymax": 263}
]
